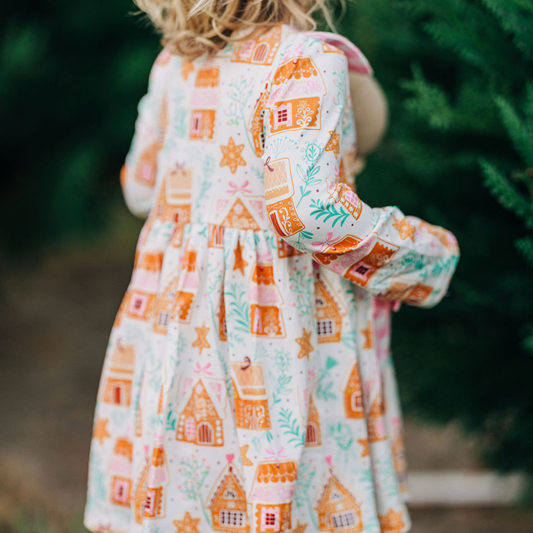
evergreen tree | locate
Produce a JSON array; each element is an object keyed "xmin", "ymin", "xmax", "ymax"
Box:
[
  {"xmin": 340, "ymin": 0, "xmax": 533, "ymax": 475},
  {"xmin": 1, "ymin": 0, "xmax": 159, "ymax": 258}
]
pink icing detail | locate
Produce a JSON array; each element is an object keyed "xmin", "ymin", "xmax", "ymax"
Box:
[{"xmin": 226, "ymin": 454, "xmax": 235, "ymax": 464}]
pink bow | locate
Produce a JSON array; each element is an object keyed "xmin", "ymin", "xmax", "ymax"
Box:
[
  {"xmin": 265, "ymin": 447, "xmax": 287, "ymax": 461},
  {"xmin": 264, "ymin": 156, "xmax": 274, "ymax": 172},
  {"xmin": 193, "ymin": 362, "xmax": 213, "ymax": 376},
  {"xmin": 227, "ymin": 180, "xmax": 252, "ymax": 194}
]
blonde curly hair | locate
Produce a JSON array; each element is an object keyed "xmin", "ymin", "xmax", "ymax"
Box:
[{"xmin": 134, "ymin": 0, "xmax": 338, "ymax": 59}]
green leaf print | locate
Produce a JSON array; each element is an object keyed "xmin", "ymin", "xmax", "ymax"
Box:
[
  {"xmin": 226, "ymin": 283, "xmax": 250, "ymax": 334},
  {"xmin": 278, "ymin": 408, "xmax": 305, "ymax": 447},
  {"xmin": 310, "ymin": 199, "xmax": 350, "ymax": 227},
  {"xmin": 226, "ymin": 77, "xmax": 254, "ymax": 151},
  {"xmin": 270, "ymin": 137, "xmax": 298, "ymax": 159},
  {"xmin": 178, "ymin": 456, "xmax": 212, "ymax": 527},
  {"xmin": 316, "ymin": 356, "xmax": 339, "ymax": 401},
  {"xmin": 289, "ymin": 269, "xmax": 313, "ymax": 318},
  {"xmin": 294, "ymin": 461, "xmax": 319, "ymax": 530},
  {"xmin": 166, "ymin": 403, "xmax": 177, "ymax": 431},
  {"xmin": 296, "ymin": 163, "xmax": 321, "ymax": 207}
]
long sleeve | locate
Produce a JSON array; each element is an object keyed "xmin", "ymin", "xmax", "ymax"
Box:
[
  {"xmin": 261, "ymin": 35, "xmax": 459, "ymax": 308},
  {"xmin": 120, "ymin": 50, "xmax": 172, "ymax": 218}
]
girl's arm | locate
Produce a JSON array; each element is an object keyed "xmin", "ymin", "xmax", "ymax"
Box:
[
  {"xmin": 120, "ymin": 51, "xmax": 171, "ymax": 218},
  {"xmin": 261, "ymin": 36, "xmax": 459, "ymax": 308}
]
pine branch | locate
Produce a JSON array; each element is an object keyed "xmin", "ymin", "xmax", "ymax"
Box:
[
  {"xmin": 494, "ymin": 96, "xmax": 533, "ymax": 167},
  {"xmin": 481, "ymin": 159, "xmax": 533, "ymax": 227}
]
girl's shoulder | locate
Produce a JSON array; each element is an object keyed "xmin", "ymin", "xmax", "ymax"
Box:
[{"xmin": 278, "ymin": 26, "xmax": 372, "ymax": 76}]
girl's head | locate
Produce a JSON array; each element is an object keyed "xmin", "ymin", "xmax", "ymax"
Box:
[{"xmin": 135, "ymin": 0, "xmax": 336, "ymax": 59}]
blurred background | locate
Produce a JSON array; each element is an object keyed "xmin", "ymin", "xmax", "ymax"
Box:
[{"xmin": 2, "ymin": 0, "xmax": 533, "ymax": 531}]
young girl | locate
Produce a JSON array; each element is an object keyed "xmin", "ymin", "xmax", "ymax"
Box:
[{"xmin": 84, "ymin": 1, "xmax": 459, "ymax": 532}]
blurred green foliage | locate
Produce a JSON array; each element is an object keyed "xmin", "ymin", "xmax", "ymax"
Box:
[
  {"xmin": 3, "ymin": 0, "xmax": 533, "ymax": 476},
  {"xmin": 1, "ymin": 1, "xmax": 159, "ymax": 258},
  {"xmin": 340, "ymin": 0, "xmax": 533, "ymax": 475}
]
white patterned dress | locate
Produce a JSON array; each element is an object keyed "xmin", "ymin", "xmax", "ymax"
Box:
[{"xmin": 84, "ymin": 24, "xmax": 459, "ymax": 533}]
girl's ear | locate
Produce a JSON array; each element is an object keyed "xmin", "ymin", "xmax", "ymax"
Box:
[{"xmin": 349, "ymin": 71, "xmax": 389, "ymax": 156}]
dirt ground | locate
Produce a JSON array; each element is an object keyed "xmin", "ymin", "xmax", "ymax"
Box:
[{"xmin": 1, "ymin": 214, "xmax": 532, "ymax": 531}]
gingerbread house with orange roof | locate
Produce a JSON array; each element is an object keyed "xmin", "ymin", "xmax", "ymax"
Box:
[
  {"xmin": 344, "ymin": 237, "xmax": 399, "ymax": 287},
  {"xmin": 276, "ymin": 235, "xmax": 304, "ymax": 259},
  {"xmin": 367, "ymin": 392, "xmax": 387, "ymax": 443},
  {"xmin": 144, "ymin": 444, "xmax": 169, "ymax": 520},
  {"xmin": 315, "ymin": 462, "xmax": 364, "ymax": 533},
  {"xmin": 343, "ymin": 363, "xmax": 364, "ymax": 420},
  {"xmin": 305, "ymin": 394, "xmax": 321, "ymax": 447},
  {"xmin": 231, "ymin": 25, "xmax": 282, "ymax": 66},
  {"xmin": 134, "ymin": 96, "xmax": 168, "ymax": 187},
  {"xmin": 109, "ymin": 437, "xmax": 133, "ymax": 507},
  {"xmin": 231, "ymin": 361, "xmax": 271, "ymax": 431},
  {"xmin": 248, "ymin": 256, "xmax": 285, "ymax": 338},
  {"xmin": 152, "ymin": 164, "xmax": 193, "ymax": 238},
  {"xmin": 249, "ymin": 460, "xmax": 297, "ymax": 533},
  {"xmin": 264, "ymin": 157, "xmax": 305, "ymax": 238},
  {"xmin": 314, "ymin": 272, "xmax": 347, "ymax": 344},
  {"xmin": 213, "ymin": 192, "xmax": 266, "ymax": 231},
  {"xmin": 190, "ymin": 64, "xmax": 219, "ymax": 141},
  {"xmin": 133, "ymin": 454, "xmax": 150, "ymax": 525},
  {"xmin": 103, "ymin": 342, "xmax": 135, "ymax": 407},
  {"xmin": 268, "ymin": 55, "xmax": 327, "ymax": 136},
  {"xmin": 207, "ymin": 458, "xmax": 249, "ymax": 533},
  {"xmin": 176, "ymin": 377, "xmax": 225, "ymax": 446}
]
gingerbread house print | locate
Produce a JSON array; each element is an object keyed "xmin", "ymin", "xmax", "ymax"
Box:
[
  {"xmin": 264, "ymin": 157, "xmax": 305, "ymax": 238},
  {"xmin": 209, "ymin": 224, "xmax": 226, "ymax": 248},
  {"xmin": 343, "ymin": 363, "xmax": 364, "ymax": 419},
  {"xmin": 269, "ymin": 57, "xmax": 327, "ymax": 135},
  {"xmin": 215, "ymin": 194, "xmax": 266, "ymax": 231},
  {"xmin": 314, "ymin": 273, "xmax": 346, "ymax": 344},
  {"xmin": 367, "ymin": 392, "xmax": 387, "ymax": 443},
  {"xmin": 153, "ymin": 275, "xmax": 179, "ymax": 335},
  {"xmin": 207, "ymin": 460, "xmax": 249, "ymax": 533},
  {"xmin": 248, "ymin": 257, "xmax": 285, "ymax": 338},
  {"xmin": 176, "ymin": 377, "xmax": 225, "ymax": 446},
  {"xmin": 250, "ymin": 460, "xmax": 297, "ymax": 533},
  {"xmin": 133, "ymin": 455, "xmax": 150, "ymax": 525},
  {"xmin": 231, "ymin": 361, "xmax": 272, "ymax": 431},
  {"xmin": 345, "ymin": 238, "xmax": 399, "ymax": 287},
  {"xmin": 276, "ymin": 235, "xmax": 304, "ymax": 258},
  {"xmin": 144, "ymin": 444, "xmax": 169, "ymax": 520},
  {"xmin": 153, "ymin": 165, "xmax": 193, "ymax": 233},
  {"xmin": 190, "ymin": 65, "xmax": 219, "ymax": 141},
  {"xmin": 231, "ymin": 25, "xmax": 282, "ymax": 65},
  {"xmin": 249, "ymin": 84, "xmax": 269, "ymax": 157},
  {"xmin": 134, "ymin": 96, "xmax": 168, "ymax": 187},
  {"xmin": 313, "ymin": 235, "xmax": 362, "ymax": 266},
  {"xmin": 315, "ymin": 465, "xmax": 364, "ymax": 533},
  {"xmin": 103, "ymin": 342, "xmax": 135, "ymax": 407},
  {"xmin": 392, "ymin": 432, "xmax": 408, "ymax": 493},
  {"xmin": 305, "ymin": 395, "xmax": 321, "ymax": 447},
  {"xmin": 405, "ymin": 284, "xmax": 433, "ymax": 306},
  {"xmin": 109, "ymin": 437, "xmax": 133, "ymax": 507},
  {"xmin": 130, "ymin": 251, "xmax": 163, "ymax": 295}
]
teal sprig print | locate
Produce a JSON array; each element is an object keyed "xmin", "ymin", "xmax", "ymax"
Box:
[
  {"xmin": 270, "ymin": 137, "xmax": 298, "ymax": 159},
  {"xmin": 166, "ymin": 402, "xmax": 177, "ymax": 431},
  {"xmin": 226, "ymin": 77, "xmax": 254, "ymax": 150},
  {"xmin": 278, "ymin": 408, "xmax": 305, "ymax": 447},
  {"xmin": 226, "ymin": 283, "xmax": 250, "ymax": 333},
  {"xmin": 289, "ymin": 268, "xmax": 313, "ymax": 317},
  {"xmin": 296, "ymin": 163, "xmax": 321, "ymax": 207},
  {"xmin": 178, "ymin": 456, "xmax": 212, "ymax": 526},
  {"xmin": 316, "ymin": 356, "xmax": 339, "ymax": 401},
  {"xmin": 294, "ymin": 461, "xmax": 319, "ymax": 529},
  {"xmin": 269, "ymin": 348, "xmax": 293, "ymax": 406},
  {"xmin": 310, "ymin": 199, "xmax": 350, "ymax": 227}
]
